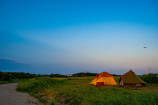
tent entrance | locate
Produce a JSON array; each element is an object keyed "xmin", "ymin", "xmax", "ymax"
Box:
[{"xmin": 96, "ymin": 82, "xmax": 104, "ymax": 86}]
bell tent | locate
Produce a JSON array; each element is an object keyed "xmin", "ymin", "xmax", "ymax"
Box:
[
  {"xmin": 119, "ymin": 70, "xmax": 145, "ymax": 87},
  {"xmin": 89, "ymin": 72, "xmax": 117, "ymax": 86}
]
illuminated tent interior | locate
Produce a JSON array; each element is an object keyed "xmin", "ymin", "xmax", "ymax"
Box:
[{"xmin": 89, "ymin": 72, "xmax": 117, "ymax": 86}]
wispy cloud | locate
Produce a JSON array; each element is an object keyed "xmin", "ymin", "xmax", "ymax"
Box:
[
  {"xmin": 0, "ymin": 58, "xmax": 30, "ymax": 70},
  {"xmin": 0, "ymin": 58, "xmax": 17, "ymax": 61}
]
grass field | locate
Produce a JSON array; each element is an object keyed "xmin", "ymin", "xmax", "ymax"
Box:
[
  {"xmin": 0, "ymin": 79, "xmax": 20, "ymax": 85},
  {"xmin": 17, "ymin": 76, "xmax": 158, "ymax": 105}
]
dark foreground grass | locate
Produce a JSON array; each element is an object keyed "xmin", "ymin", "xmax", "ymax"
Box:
[{"xmin": 17, "ymin": 77, "xmax": 158, "ymax": 105}]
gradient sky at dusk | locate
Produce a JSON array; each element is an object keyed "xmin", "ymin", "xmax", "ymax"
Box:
[{"xmin": 0, "ymin": 0, "xmax": 158, "ymax": 74}]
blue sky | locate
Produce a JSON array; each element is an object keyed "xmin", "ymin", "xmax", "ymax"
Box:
[{"xmin": 0, "ymin": 0, "xmax": 158, "ymax": 74}]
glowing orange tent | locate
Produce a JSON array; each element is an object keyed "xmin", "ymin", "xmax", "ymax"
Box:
[{"xmin": 89, "ymin": 72, "xmax": 117, "ymax": 86}]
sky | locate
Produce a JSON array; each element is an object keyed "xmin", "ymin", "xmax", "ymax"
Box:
[{"xmin": 0, "ymin": 0, "xmax": 158, "ymax": 75}]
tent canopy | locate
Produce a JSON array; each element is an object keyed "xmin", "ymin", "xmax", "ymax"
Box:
[
  {"xmin": 120, "ymin": 70, "xmax": 145, "ymax": 84},
  {"xmin": 89, "ymin": 72, "xmax": 117, "ymax": 85}
]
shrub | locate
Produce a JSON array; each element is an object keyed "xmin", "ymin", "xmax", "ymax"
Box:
[
  {"xmin": 140, "ymin": 73, "xmax": 158, "ymax": 84},
  {"xmin": 17, "ymin": 77, "xmax": 65, "ymax": 93}
]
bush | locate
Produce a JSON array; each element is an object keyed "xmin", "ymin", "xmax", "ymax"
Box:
[
  {"xmin": 17, "ymin": 77, "xmax": 65, "ymax": 93},
  {"xmin": 140, "ymin": 73, "xmax": 158, "ymax": 84}
]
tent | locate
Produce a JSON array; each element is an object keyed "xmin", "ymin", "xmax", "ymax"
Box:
[
  {"xmin": 89, "ymin": 74, "xmax": 99, "ymax": 85},
  {"xmin": 89, "ymin": 72, "xmax": 117, "ymax": 86},
  {"xmin": 119, "ymin": 70, "xmax": 145, "ymax": 87}
]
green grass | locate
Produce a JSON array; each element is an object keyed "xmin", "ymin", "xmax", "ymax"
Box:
[
  {"xmin": 0, "ymin": 79, "xmax": 20, "ymax": 85},
  {"xmin": 16, "ymin": 77, "xmax": 65, "ymax": 103},
  {"xmin": 17, "ymin": 77, "xmax": 158, "ymax": 105}
]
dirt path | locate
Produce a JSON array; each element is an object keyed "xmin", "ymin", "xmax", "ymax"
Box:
[{"xmin": 0, "ymin": 83, "xmax": 43, "ymax": 105}]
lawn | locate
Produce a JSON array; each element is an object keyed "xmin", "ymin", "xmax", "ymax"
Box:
[{"xmin": 17, "ymin": 77, "xmax": 158, "ymax": 105}]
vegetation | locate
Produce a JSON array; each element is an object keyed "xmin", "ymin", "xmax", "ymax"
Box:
[
  {"xmin": 0, "ymin": 71, "xmax": 38, "ymax": 84},
  {"xmin": 0, "ymin": 71, "xmax": 67, "ymax": 84},
  {"xmin": 72, "ymin": 72, "xmax": 120, "ymax": 77},
  {"xmin": 17, "ymin": 77, "xmax": 65, "ymax": 93},
  {"xmin": 0, "ymin": 71, "xmax": 36, "ymax": 81},
  {"xmin": 49, "ymin": 74, "xmax": 67, "ymax": 78},
  {"xmin": 72, "ymin": 72, "xmax": 97, "ymax": 77},
  {"xmin": 140, "ymin": 73, "xmax": 158, "ymax": 84},
  {"xmin": 17, "ymin": 76, "xmax": 158, "ymax": 105},
  {"xmin": 1, "ymin": 71, "xmax": 158, "ymax": 104},
  {"xmin": 0, "ymin": 79, "xmax": 19, "ymax": 85}
]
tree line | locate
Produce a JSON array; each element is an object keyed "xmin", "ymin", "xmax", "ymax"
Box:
[
  {"xmin": 139, "ymin": 73, "xmax": 158, "ymax": 84},
  {"xmin": 72, "ymin": 72, "xmax": 97, "ymax": 77},
  {"xmin": 1, "ymin": 71, "xmax": 157, "ymax": 84},
  {"xmin": 0, "ymin": 71, "xmax": 37, "ymax": 81},
  {"xmin": 0, "ymin": 71, "xmax": 67, "ymax": 81},
  {"xmin": 0, "ymin": 71, "xmax": 98, "ymax": 81}
]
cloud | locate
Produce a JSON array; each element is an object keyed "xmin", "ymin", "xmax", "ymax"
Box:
[
  {"xmin": 0, "ymin": 58, "xmax": 30, "ymax": 70},
  {"xmin": 0, "ymin": 58, "xmax": 17, "ymax": 61}
]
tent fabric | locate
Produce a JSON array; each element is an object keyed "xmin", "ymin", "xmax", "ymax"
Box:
[
  {"xmin": 97, "ymin": 72, "xmax": 112, "ymax": 79},
  {"xmin": 89, "ymin": 74, "xmax": 99, "ymax": 85},
  {"xmin": 89, "ymin": 72, "xmax": 117, "ymax": 85},
  {"xmin": 120, "ymin": 70, "xmax": 145, "ymax": 84},
  {"xmin": 94, "ymin": 77, "xmax": 117, "ymax": 85}
]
